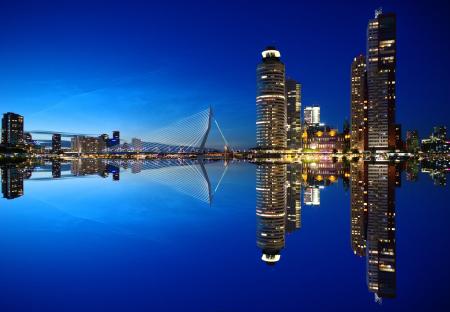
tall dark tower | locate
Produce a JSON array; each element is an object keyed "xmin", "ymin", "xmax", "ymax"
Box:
[
  {"xmin": 286, "ymin": 79, "xmax": 302, "ymax": 149},
  {"xmin": 1, "ymin": 112, "xmax": 24, "ymax": 147},
  {"xmin": 366, "ymin": 9, "xmax": 397, "ymax": 150},
  {"xmin": 256, "ymin": 46, "xmax": 287, "ymax": 149},
  {"xmin": 350, "ymin": 54, "xmax": 368, "ymax": 152}
]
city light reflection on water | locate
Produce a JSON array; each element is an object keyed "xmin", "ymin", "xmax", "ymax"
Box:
[{"xmin": 0, "ymin": 159, "xmax": 448, "ymax": 311}]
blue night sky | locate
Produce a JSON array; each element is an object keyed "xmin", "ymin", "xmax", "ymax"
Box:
[{"xmin": 0, "ymin": 0, "xmax": 449, "ymax": 149}]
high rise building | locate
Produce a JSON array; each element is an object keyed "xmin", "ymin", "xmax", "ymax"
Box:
[
  {"xmin": 256, "ymin": 164, "xmax": 286, "ymax": 264},
  {"xmin": 366, "ymin": 10, "xmax": 397, "ymax": 150},
  {"xmin": 256, "ymin": 46, "xmax": 287, "ymax": 150},
  {"xmin": 303, "ymin": 106, "xmax": 320, "ymax": 126},
  {"xmin": 285, "ymin": 79, "xmax": 302, "ymax": 149},
  {"xmin": 432, "ymin": 126, "xmax": 447, "ymax": 140},
  {"xmin": 405, "ymin": 130, "xmax": 420, "ymax": 153},
  {"xmin": 52, "ymin": 134, "xmax": 62, "ymax": 153},
  {"xmin": 350, "ymin": 54, "xmax": 368, "ymax": 151},
  {"xmin": 1, "ymin": 112, "xmax": 24, "ymax": 147},
  {"xmin": 71, "ymin": 136, "xmax": 106, "ymax": 154}
]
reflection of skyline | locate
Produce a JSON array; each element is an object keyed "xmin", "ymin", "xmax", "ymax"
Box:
[
  {"xmin": 255, "ymin": 160, "xmax": 345, "ymax": 264},
  {"xmin": 0, "ymin": 159, "xmax": 227, "ymax": 204}
]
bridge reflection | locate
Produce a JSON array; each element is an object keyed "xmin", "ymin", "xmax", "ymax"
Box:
[{"xmin": 0, "ymin": 159, "xmax": 227, "ymax": 204}]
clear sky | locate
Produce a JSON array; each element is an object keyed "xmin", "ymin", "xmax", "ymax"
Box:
[{"xmin": 0, "ymin": 0, "xmax": 449, "ymax": 149}]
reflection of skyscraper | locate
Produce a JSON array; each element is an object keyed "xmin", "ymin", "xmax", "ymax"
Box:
[
  {"xmin": 286, "ymin": 79, "xmax": 301, "ymax": 149},
  {"xmin": 367, "ymin": 10, "xmax": 397, "ymax": 150},
  {"xmin": 256, "ymin": 164, "xmax": 286, "ymax": 264},
  {"xmin": 52, "ymin": 161, "xmax": 61, "ymax": 178},
  {"xmin": 350, "ymin": 162, "xmax": 368, "ymax": 256},
  {"xmin": 1, "ymin": 166, "xmax": 24, "ymax": 199},
  {"xmin": 366, "ymin": 163, "xmax": 396, "ymax": 302},
  {"xmin": 286, "ymin": 164, "xmax": 302, "ymax": 233},
  {"xmin": 256, "ymin": 46, "xmax": 287, "ymax": 150},
  {"xmin": 303, "ymin": 187, "xmax": 320, "ymax": 206}
]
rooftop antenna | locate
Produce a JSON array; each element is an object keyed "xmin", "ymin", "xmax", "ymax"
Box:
[{"xmin": 375, "ymin": 7, "xmax": 383, "ymax": 18}]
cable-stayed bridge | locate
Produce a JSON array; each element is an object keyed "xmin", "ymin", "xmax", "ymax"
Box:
[{"xmin": 27, "ymin": 107, "xmax": 230, "ymax": 154}]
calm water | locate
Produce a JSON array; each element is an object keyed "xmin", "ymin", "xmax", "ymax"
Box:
[{"xmin": 0, "ymin": 159, "xmax": 449, "ymax": 311}]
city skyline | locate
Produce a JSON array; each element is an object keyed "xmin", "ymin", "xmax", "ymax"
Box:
[{"xmin": 1, "ymin": 1, "xmax": 449, "ymax": 149}]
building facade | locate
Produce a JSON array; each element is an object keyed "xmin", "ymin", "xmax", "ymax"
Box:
[
  {"xmin": 1, "ymin": 112, "xmax": 24, "ymax": 147},
  {"xmin": 350, "ymin": 54, "xmax": 368, "ymax": 151},
  {"xmin": 366, "ymin": 10, "xmax": 397, "ymax": 150},
  {"xmin": 256, "ymin": 46, "xmax": 287, "ymax": 150},
  {"xmin": 285, "ymin": 79, "xmax": 302, "ymax": 149},
  {"xmin": 303, "ymin": 106, "xmax": 320, "ymax": 126}
]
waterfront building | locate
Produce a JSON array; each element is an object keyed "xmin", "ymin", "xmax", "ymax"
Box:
[
  {"xmin": 302, "ymin": 125, "xmax": 345, "ymax": 153},
  {"xmin": 350, "ymin": 54, "xmax": 368, "ymax": 151},
  {"xmin": 71, "ymin": 136, "xmax": 107, "ymax": 154},
  {"xmin": 71, "ymin": 159, "xmax": 107, "ymax": 176},
  {"xmin": 256, "ymin": 164, "xmax": 286, "ymax": 264},
  {"xmin": 285, "ymin": 79, "xmax": 302, "ymax": 149},
  {"xmin": 132, "ymin": 138, "xmax": 143, "ymax": 152},
  {"xmin": 421, "ymin": 126, "xmax": 449, "ymax": 153},
  {"xmin": 1, "ymin": 166, "xmax": 24, "ymax": 199},
  {"xmin": 303, "ymin": 106, "xmax": 320, "ymax": 126},
  {"xmin": 1, "ymin": 112, "xmax": 24, "ymax": 147},
  {"xmin": 107, "ymin": 131, "xmax": 120, "ymax": 147},
  {"xmin": 366, "ymin": 10, "xmax": 397, "ymax": 150},
  {"xmin": 405, "ymin": 130, "xmax": 420, "ymax": 153},
  {"xmin": 52, "ymin": 134, "xmax": 62, "ymax": 153},
  {"xmin": 256, "ymin": 46, "xmax": 287, "ymax": 150}
]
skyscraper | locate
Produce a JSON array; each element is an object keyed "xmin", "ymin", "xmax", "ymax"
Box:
[
  {"xmin": 285, "ymin": 79, "xmax": 301, "ymax": 149},
  {"xmin": 303, "ymin": 106, "xmax": 320, "ymax": 126},
  {"xmin": 1, "ymin": 112, "xmax": 24, "ymax": 147},
  {"xmin": 256, "ymin": 46, "xmax": 287, "ymax": 149},
  {"xmin": 366, "ymin": 10, "xmax": 397, "ymax": 150},
  {"xmin": 350, "ymin": 54, "xmax": 368, "ymax": 151}
]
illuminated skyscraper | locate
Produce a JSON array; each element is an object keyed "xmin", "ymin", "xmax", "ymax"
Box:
[
  {"xmin": 256, "ymin": 46, "xmax": 286, "ymax": 149},
  {"xmin": 303, "ymin": 106, "xmax": 320, "ymax": 126},
  {"xmin": 350, "ymin": 54, "xmax": 368, "ymax": 151},
  {"xmin": 1, "ymin": 112, "xmax": 24, "ymax": 147},
  {"xmin": 286, "ymin": 79, "xmax": 302, "ymax": 149},
  {"xmin": 366, "ymin": 10, "xmax": 397, "ymax": 150},
  {"xmin": 256, "ymin": 164, "xmax": 286, "ymax": 264}
]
